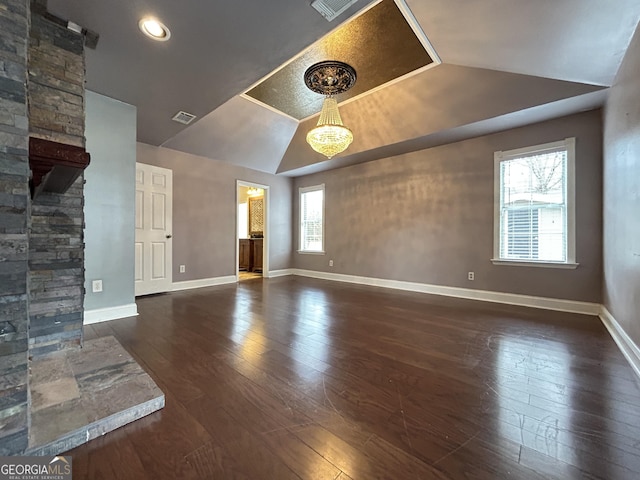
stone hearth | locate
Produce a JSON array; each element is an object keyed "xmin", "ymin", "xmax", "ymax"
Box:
[{"xmin": 27, "ymin": 336, "xmax": 164, "ymax": 456}]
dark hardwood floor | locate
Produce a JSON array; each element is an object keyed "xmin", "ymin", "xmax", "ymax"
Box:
[{"xmin": 69, "ymin": 276, "xmax": 640, "ymax": 479}]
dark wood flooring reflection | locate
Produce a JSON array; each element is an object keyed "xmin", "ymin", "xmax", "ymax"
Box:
[{"xmin": 68, "ymin": 277, "xmax": 640, "ymax": 479}]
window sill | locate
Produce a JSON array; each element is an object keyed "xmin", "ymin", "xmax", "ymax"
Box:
[
  {"xmin": 491, "ymin": 259, "xmax": 579, "ymax": 269},
  {"xmin": 297, "ymin": 250, "xmax": 325, "ymax": 255}
]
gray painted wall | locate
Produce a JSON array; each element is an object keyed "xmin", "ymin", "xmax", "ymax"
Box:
[
  {"xmin": 603, "ymin": 24, "xmax": 640, "ymax": 346},
  {"xmin": 137, "ymin": 143, "xmax": 292, "ymax": 280},
  {"xmin": 293, "ymin": 110, "xmax": 603, "ymax": 303},
  {"xmin": 84, "ymin": 91, "xmax": 137, "ymax": 311}
]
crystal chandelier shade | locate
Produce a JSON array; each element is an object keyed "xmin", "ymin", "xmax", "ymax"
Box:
[{"xmin": 306, "ymin": 97, "xmax": 353, "ymax": 159}]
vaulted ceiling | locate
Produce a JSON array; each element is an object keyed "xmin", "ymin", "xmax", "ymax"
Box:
[{"xmin": 48, "ymin": 0, "xmax": 640, "ymax": 176}]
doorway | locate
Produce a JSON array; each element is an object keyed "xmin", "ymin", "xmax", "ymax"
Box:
[
  {"xmin": 236, "ymin": 180, "xmax": 269, "ymax": 281},
  {"xmin": 135, "ymin": 163, "xmax": 173, "ymax": 296}
]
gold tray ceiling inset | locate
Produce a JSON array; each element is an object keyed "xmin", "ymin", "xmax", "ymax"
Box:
[{"xmin": 245, "ymin": 0, "xmax": 435, "ymax": 120}]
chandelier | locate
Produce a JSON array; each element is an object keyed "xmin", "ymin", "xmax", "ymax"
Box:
[{"xmin": 304, "ymin": 61, "xmax": 357, "ymax": 159}]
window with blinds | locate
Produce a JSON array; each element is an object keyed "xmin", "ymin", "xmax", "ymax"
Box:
[
  {"xmin": 299, "ymin": 185, "xmax": 324, "ymax": 252},
  {"xmin": 494, "ymin": 138, "xmax": 576, "ymax": 265}
]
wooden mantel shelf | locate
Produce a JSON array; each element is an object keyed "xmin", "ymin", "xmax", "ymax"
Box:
[{"xmin": 29, "ymin": 137, "xmax": 90, "ymax": 198}]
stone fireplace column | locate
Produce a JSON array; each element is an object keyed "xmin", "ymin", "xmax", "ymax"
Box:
[
  {"xmin": 27, "ymin": 1, "xmax": 86, "ymax": 357},
  {"xmin": 0, "ymin": 0, "xmax": 31, "ymax": 456}
]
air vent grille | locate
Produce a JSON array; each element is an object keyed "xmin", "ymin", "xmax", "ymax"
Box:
[
  {"xmin": 171, "ymin": 111, "xmax": 196, "ymax": 125},
  {"xmin": 311, "ymin": 0, "xmax": 359, "ymax": 21}
]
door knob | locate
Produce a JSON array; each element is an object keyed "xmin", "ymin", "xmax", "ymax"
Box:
[{"xmin": 166, "ymin": 234, "xmax": 172, "ymax": 238}]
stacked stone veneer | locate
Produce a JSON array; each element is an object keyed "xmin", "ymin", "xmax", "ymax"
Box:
[
  {"xmin": 0, "ymin": 0, "xmax": 30, "ymax": 456},
  {"xmin": 27, "ymin": 5, "xmax": 85, "ymax": 357}
]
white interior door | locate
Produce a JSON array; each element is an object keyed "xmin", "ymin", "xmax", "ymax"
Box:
[{"xmin": 135, "ymin": 163, "xmax": 173, "ymax": 296}]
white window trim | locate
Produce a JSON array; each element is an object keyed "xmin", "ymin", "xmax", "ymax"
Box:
[
  {"xmin": 298, "ymin": 184, "xmax": 325, "ymax": 254},
  {"xmin": 492, "ymin": 138, "xmax": 578, "ymax": 268}
]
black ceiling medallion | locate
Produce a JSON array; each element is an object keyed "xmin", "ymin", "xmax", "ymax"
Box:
[{"xmin": 304, "ymin": 60, "xmax": 357, "ymax": 96}]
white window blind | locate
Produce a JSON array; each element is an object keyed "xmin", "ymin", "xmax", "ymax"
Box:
[
  {"xmin": 494, "ymin": 138, "xmax": 576, "ymax": 266},
  {"xmin": 299, "ymin": 185, "xmax": 324, "ymax": 252}
]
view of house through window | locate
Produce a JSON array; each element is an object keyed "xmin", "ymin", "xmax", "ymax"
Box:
[
  {"xmin": 299, "ymin": 185, "xmax": 324, "ymax": 252},
  {"xmin": 495, "ymin": 138, "xmax": 575, "ymax": 264}
]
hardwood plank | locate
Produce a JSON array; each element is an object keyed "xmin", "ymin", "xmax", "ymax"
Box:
[
  {"xmin": 84, "ymin": 438, "xmax": 150, "ymax": 480},
  {"xmin": 220, "ymin": 393, "xmax": 343, "ymax": 479},
  {"xmin": 183, "ymin": 441, "xmax": 250, "ymax": 480},
  {"xmin": 186, "ymin": 397, "xmax": 301, "ymax": 480},
  {"xmin": 494, "ymin": 415, "xmax": 640, "ymax": 478}
]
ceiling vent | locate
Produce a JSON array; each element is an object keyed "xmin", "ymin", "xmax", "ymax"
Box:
[
  {"xmin": 311, "ymin": 0, "xmax": 359, "ymax": 21},
  {"xmin": 171, "ymin": 111, "xmax": 196, "ymax": 125}
]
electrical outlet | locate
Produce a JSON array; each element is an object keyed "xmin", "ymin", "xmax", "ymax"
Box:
[
  {"xmin": 179, "ymin": 265, "xmax": 186, "ymax": 273},
  {"xmin": 92, "ymin": 279, "xmax": 103, "ymax": 293},
  {"xmin": 329, "ymin": 260, "xmax": 334, "ymax": 267},
  {"xmin": 468, "ymin": 272, "xmax": 475, "ymax": 281}
]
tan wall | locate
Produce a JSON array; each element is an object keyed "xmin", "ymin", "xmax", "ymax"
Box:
[
  {"xmin": 137, "ymin": 143, "xmax": 293, "ymax": 280},
  {"xmin": 603, "ymin": 24, "xmax": 640, "ymax": 345},
  {"xmin": 293, "ymin": 110, "xmax": 603, "ymax": 303}
]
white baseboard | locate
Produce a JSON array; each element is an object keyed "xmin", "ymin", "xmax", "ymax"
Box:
[
  {"xmin": 266, "ymin": 269, "xmax": 294, "ymax": 278},
  {"xmin": 84, "ymin": 303, "xmax": 138, "ymax": 325},
  {"xmin": 172, "ymin": 275, "xmax": 237, "ymax": 292},
  {"xmin": 599, "ymin": 306, "xmax": 640, "ymax": 379},
  {"xmin": 290, "ymin": 269, "xmax": 601, "ymax": 315}
]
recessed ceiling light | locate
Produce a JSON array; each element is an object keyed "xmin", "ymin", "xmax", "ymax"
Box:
[{"xmin": 139, "ymin": 18, "xmax": 171, "ymax": 41}]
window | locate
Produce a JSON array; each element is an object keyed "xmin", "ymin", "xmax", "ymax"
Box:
[
  {"xmin": 493, "ymin": 138, "xmax": 577, "ymax": 267},
  {"xmin": 299, "ymin": 184, "xmax": 324, "ymax": 253}
]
